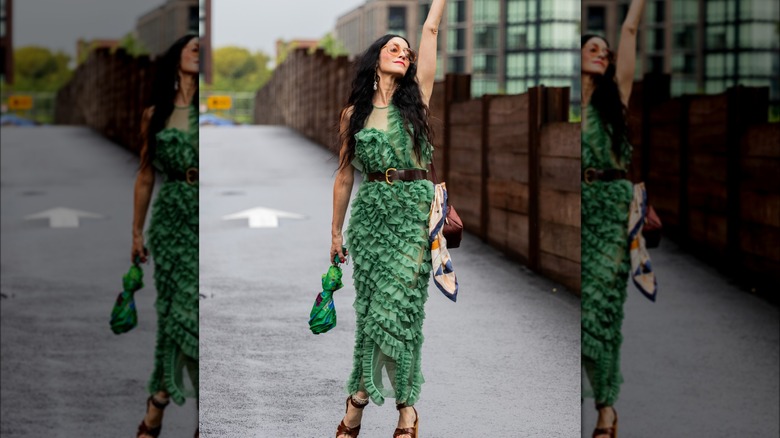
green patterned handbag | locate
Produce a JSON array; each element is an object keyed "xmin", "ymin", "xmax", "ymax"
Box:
[
  {"xmin": 110, "ymin": 259, "xmax": 144, "ymax": 334},
  {"xmin": 308, "ymin": 253, "xmax": 345, "ymax": 335}
]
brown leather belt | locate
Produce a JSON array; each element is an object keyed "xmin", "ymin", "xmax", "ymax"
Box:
[
  {"xmin": 582, "ymin": 167, "xmax": 627, "ymax": 183},
  {"xmin": 367, "ymin": 168, "xmax": 427, "ymax": 184},
  {"xmin": 168, "ymin": 167, "xmax": 199, "ymax": 185}
]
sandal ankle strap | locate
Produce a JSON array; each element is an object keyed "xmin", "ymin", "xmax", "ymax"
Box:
[
  {"xmin": 149, "ymin": 395, "xmax": 170, "ymax": 410},
  {"xmin": 349, "ymin": 395, "xmax": 369, "ymax": 409}
]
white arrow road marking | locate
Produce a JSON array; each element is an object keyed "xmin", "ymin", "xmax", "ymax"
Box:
[
  {"xmin": 222, "ymin": 207, "xmax": 306, "ymax": 228},
  {"xmin": 24, "ymin": 207, "xmax": 105, "ymax": 228}
]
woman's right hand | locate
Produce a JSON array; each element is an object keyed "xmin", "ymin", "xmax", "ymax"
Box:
[
  {"xmin": 330, "ymin": 234, "xmax": 348, "ymax": 265},
  {"xmin": 131, "ymin": 235, "xmax": 148, "ymax": 264}
]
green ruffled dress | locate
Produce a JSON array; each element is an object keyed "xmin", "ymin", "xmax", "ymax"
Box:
[
  {"xmin": 581, "ymin": 104, "xmax": 633, "ymax": 406},
  {"xmin": 146, "ymin": 105, "xmax": 199, "ymax": 405},
  {"xmin": 344, "ymin": 103, "xmax": 434, "ymax": 406}
]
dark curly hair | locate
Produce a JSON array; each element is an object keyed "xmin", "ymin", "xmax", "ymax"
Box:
[
  {"xmin": 142, "ymin": 34, "xmax": 199, "ymax": 169},
  {"xmin": 582, "ymin": 34, "xmax": 627, "ymax": 162},
  {"xmin": 338, "ymin": 34, "xmax": 434, "ymax": 170}
]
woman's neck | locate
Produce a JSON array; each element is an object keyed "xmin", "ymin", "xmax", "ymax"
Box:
[
  {"xmin": 581, "ymin": 73, "xmax": 596, "ymax": 107},
  {"xmin": 175, "ymin": 72, "xmax": 196, "ymax": 107},
  {"xmin": 373, "ymin": 72, "xmax": 398, "ymax": 107}
]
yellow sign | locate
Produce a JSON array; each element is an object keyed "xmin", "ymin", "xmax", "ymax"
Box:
[
  {"xmin": 207, "ymin": 96, "xmax": 232, "ymax": 110},
  {"xmin": 8, "ymin": 95, "xmax": 33, "ymax": 110}
]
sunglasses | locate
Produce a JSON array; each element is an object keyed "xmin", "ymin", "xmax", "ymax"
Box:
[{"xmin": 382, "ymin": 42, "xmax": 417, "ymax": 64}]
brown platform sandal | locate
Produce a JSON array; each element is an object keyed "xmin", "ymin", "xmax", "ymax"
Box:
[
  {"xmin": 393, "ymin": 403, "xmax": 418, "ymax": 438},
  {"xmin": 137, "ymin": 395, "xmax": 170, "ymax": 438},
  {"xmin": 336, "ymin": 395, "xmax": 369, "ymax": 437},
  {"xmin": 592, "ymin": 404, "xmax": 618, "ymax": 438}
]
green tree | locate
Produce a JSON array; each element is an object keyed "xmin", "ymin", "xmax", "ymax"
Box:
[
  {"xmin": 116, "ymin": 32, "xmax": 149, "ymax": 57},
  {"xmin": 11, "ymin": 46, "xmax": 73, "ymax": 92},
  {"xmin": 206, "ymin": 46, "xmax": 272, "ymax": 92},
  {"xmin": 313, "ymin": 33, "xmax": 348, "ymax": 58}
]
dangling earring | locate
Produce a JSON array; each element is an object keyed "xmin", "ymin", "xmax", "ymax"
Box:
[
  {"xmin": 373, "ymin": 73, "xmax": 378, "ymax": 91},
  {"xmin": 174, "ymin": 78, "xmax": 179, "ymax": 91}
]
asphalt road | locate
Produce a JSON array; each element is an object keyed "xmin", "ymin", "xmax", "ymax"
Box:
[
  {"xmin": 580, "ymin": 238, "xmax": 780, "ymax": 436},
  {"xmin": 1, "ymin": 126, "xmax": 198, "ymax": 437},
  {"xmin": 198, "ymin": 126, "xmax": 582, "ymax": 437}
]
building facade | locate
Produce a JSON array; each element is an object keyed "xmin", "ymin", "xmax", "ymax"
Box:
[
  {"xmin": 336, "ymin": 0, "xmax": 580, "ymax": 106},
  {"xmin": 582, "ymin": 0, "xmax": 779, "ymax": 111},
  {"xmin": 0, "ymin": 0, "xmax": 12, "ymax": 84},
  {"xmin": 136, "ymin": 0, "xmax": 200, "ymax": 57},
  {"xmin": 335, "ymin": 0, "xmax": 422, "ymax": 58}
]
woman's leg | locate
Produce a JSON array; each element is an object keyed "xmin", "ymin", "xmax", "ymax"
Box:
[
  {"xmin": 337, "ymin": 390, "xmax": 370, "ymax": 438},
  {"xmin": 139, "ymin": 390, "xmax": 170, "ymax": 438}
]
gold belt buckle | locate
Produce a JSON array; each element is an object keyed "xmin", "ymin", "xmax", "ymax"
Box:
[
  {"xmin": 583, "ymin": 167, "xmax": 596, "ymax": 184},
  {"xmin": 185, "ymin": 167, "xmax": 199, "ymax": 185},
  {"xmin": 385, "ymin": 167, "xmax": 397, "ymax": 185}
]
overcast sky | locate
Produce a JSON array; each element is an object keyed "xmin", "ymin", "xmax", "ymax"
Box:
[
  {"xmin": 14, "ymin": 0, "xmax": 365, "ymax": 60},
  {"xmin": 213, "ymin": 0, "xmax": 364, "ymax": 55},
  {"xmin": 14, "ymin": 0, "xmax": 166, "ymax": 59}
]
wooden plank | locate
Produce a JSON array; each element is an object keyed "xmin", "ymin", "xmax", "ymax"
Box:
[
  {"xmin": 741, "ymin": 124, "xmax": 780, "ymax": 158},
  {"xmin": 539, "ymin": 189, "xmax": 580, "ymax": 227},
  {"xmin": 488, "ymin": 123, "xmax": 528, "ymax": 153},
  {"xmin": 449, "ymin": 146, "xmax": 482, "ymax": 175},
  {"xmin": 738, "ymin": 222, "xmax": 780, "ymax": 262},
  {"xmin": 506, "ymin": 212, "xmax": 530, "ymax": 259},
  {"xmin": 489, "ymin": 152, "xmax": 529, "ymax": 183},
  {"xmin": 540, "ymin": 122, "xmax": 580, "ymax": 158},
  {"xmin": 687, "ymin": 183, "xmax": 728, "ymax": 212},
  {"xmin": 488, "ymin": 94, "xmax": 528, "ymax": 125},
  {"xmin": 539, "ymin": 156, "xmax": 580, "ymax": 192},
  {"xmin": 689, "ymin": 95, "xmax": 728, "ymax": 126},
  {"xmin": 451, "ymin": 100, "xmax": 483, "ymax": 125},
  {"xmin": 486, "ymin": 207, "xmax": 508, "ymax": 250},
  {"xmin": 540, "ymin": 252, "xmax": 581, "ymax": 294},
  {"xmin": 487, "ymin": 180, "xmax": 530, "ymax": 214},
  {"xmin": 688, "ymin": 210, "xmax": 728, "ymax": 251},
  {"xmin": 739, "ymin": 191, "xmax": 780, "ymax": 227},
  {"xmin": 450, "ymin": 125, "xmax": 482, "ymax": 151},
  {"xmin": 540, "ymin": 221, "xmax": 580, "ymax": 262},
  {"xmin": 740, "ymin": 157, "xmax": 780, "ymax": 193}
]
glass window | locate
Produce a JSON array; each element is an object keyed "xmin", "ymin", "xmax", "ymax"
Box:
[
  {"xmin": 388, "ymin": 6, "xmax": 407, "ymax": 34},
  {"xmin": 741, "ymin": 23, "xmax": 778, "ymax": 49},
  {"xmin": 474, "ymin": 25, "xmax": 499, "ymax": 49},
  {"xmin": 447, "ymin": 28, "xmax": 466, "ymax": 51},
  {"xmin": 587, "ymin": 6, "xmax": 606, "ymax": 33},
  {"xmin": 706, "ymin": 0, "xmax": 726, "ymax": 23},
  {"xmin": 649, "ymin": 55, "xmax": 664, "ymax": 73},
  {"xmin": 448, "ymin": 56, "xmax": 465, "ymax": 73},
  {"xmin": 706, "ymin": 26, "xmax": 727, "ymax": 50},
  {"xmin": 473, "ymin": 54, "xmax": 498, "ymax": 74},
  {"xmin": 673, "ymin": 24, "xmax": 696, "ymax": 50},
  {"xmin": 539, "ymin": 52, "xmax": 574, "ymax": 75},
  {"xmin": 507, "ymin": 79, "xmax": 527, "ymax": 94},
  {"xmin": 507, "ymin": 0, "xmax": 525, "ymax": 23},
  {"xmin": 507, "ymin": 25, "xmax": 528, "ymax": 50},
  {"xmin": 419, "ymin": 3, "xmax": 430, "ymax": 26},
  {"xmin": 706, "ymin": 54, "xmax": 726, "ymax": 77},
  {"xmin": 739, "ymin": 53, "xmax": 772, "ymax": 76},
  {"xmin": 448, "ymin": 0, "xmax": 466, "ymax": 23},
  {"xmin": 474, "ymin": 0, "xmax": 500, "ymax": 23}
]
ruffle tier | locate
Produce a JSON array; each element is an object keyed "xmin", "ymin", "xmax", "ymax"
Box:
[
  {"xmin": 146, "ymin": 108, "xmax": 199, "ymax": 406},
  {"xmin": 345, "ymin": 103, "xmax": 434, "ymax": 406}
]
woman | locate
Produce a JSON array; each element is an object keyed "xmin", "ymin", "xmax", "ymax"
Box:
[
  {"xmin": 131, "ymin": 34, "xmax": 199, "ymax": 438},
  {"xmin": 330, "ymin": 1, "xmax": 445, "ymax": 437},
  {"xmin": 580, "ymin": 0, "xmax": 646, "ymax": 437}
]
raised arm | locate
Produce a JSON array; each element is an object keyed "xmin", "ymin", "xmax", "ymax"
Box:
[
  {"xmin": 615, "ymin": 0, "xmax": 646, "ymax": 105},
  {"xmin": 416, "ymin": 0, "xmax": 446, "ymax": 106},
  {"xmin": 331, "ymin": 107, "xmax": 356, "ymax": 264}
]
